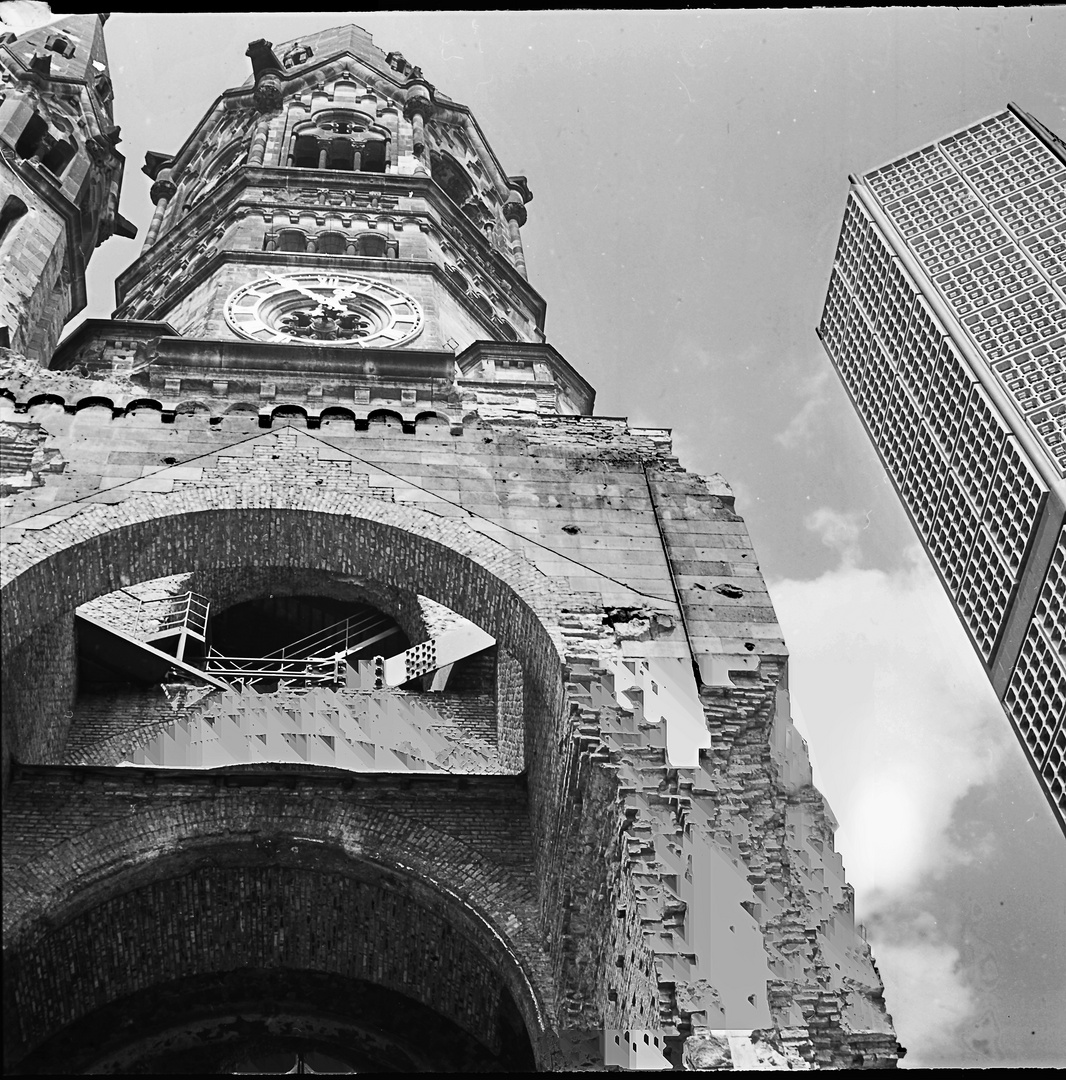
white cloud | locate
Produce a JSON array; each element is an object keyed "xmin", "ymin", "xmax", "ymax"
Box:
[
  {"xmin": 774, "ymin": 367, "xmax": 831, "ymax": 450},
  {"xmin": 874, "ymin": 928, "xmax": 977, "ymax": 1063},
  {"xmin": 768, "ymin": 508, "xmax": 1011, "ymax": 1063}
]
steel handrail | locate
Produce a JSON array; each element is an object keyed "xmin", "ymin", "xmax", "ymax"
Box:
[
  {"xmin": 204, "ymin": 655, "xmax": 342, "ymax": 682},
  {"xmin": 267, "ymin": 612, "xmax": 382, "ymax": 659},
  {"xmin": 151, "ymin": 592, "xmax": 210, "ymax": 640},
  {"xmin": 266, "ymin": 611, "xmax": 397, "ymax": 660},
  {"xmin": 286, "ymin": 622, "xmax": 398, "ymax": 661}
]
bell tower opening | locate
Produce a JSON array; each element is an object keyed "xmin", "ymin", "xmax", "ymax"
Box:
[{"xmin": 208, "ymin": 594, "xmax": 407, "ymax": 664}]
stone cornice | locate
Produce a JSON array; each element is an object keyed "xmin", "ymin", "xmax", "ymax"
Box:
[{"xmin": 456, "ymin": 342, "xmax": 595, "ymax": 416}]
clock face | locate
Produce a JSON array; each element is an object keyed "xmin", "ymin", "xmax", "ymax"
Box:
[{"xmin": 224, "ymin": 273, "xmax": 424, "ymax": 347}]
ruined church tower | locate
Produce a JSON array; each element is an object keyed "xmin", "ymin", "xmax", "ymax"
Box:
[{"xmin": 2, "ymin": 21, "xmax": 901, "ymax": 1072}]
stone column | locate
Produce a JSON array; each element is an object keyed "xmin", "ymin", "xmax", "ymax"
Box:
[
  {"xmin": 140, "ymin": 152, "xmax": 176, "ymax": 253},
  {"xmin": 382, "ymin": 107, "xmax": 400, "ymax": 169},
  {"xmin": 503, "ymin": 176, "xmax": 533, "ymax": 280},
  {"xmin": 247, "ymin": 112, "xmax": 272, "ymax": 167},
  {"xmin": 403, "ymin": 78, "xmax": 435, "ymax": 175}
]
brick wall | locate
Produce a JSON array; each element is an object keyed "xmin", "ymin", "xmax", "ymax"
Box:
[
  {"xmin": 0, "ymin": 610, "xmax": 77, "ymax": 769},
  {"xmin": 496, "ymin": 647, "xmax": 524, "ymax": 770},
  {"xmin": 2, "ymin": 766, "xmax": 552, "ymax": 1066}
]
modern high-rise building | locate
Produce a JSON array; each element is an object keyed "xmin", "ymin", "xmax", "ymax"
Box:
[
  {"xmin": 818, "ymin": 105, "xmax": 1066, "ymax": 833},
  {"xmin": 4, "ymin": 16, "xmax": 900, "ymax": 1071}
]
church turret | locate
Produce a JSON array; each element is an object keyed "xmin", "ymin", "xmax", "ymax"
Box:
[
  {"xmin": 88, "ymin": 25, "xmax": 590, "ymax": 418},
  {"xmin": 0, "ymin": 8, "xmax": 135, "ymax": 364}
]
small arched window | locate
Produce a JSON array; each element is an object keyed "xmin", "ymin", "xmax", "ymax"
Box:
[
  {"xmin": 277, "ymin": 229, "xmax": 308, "ymax": 253},
  {"xmin": 355, "ymin": 232, "xmax": 388, "ymax": 258},
  {"xmin": 432, "ymin": 152, "xmax": 475, "ymax": 208},
  {"xmin": 317, "ymin": 232, "xmax": 346, "ymax": 256},
  {"xmin": 361, "ymin": 139, "xmax": 387, "ymax": 174},
  {"xmin": 326, "ymin": 139, "xmax": 355, "ymax": 172},
  {"xmin": 15, "ymin": 114, "xmax": 48, "ymax": 158},
  {"xmin": 291, "ymin": 135, "xmax": 319, "ymax": 169},
  {"xmin": 46, "ymin": 34, "xmax": 74, "ymax": 58}
]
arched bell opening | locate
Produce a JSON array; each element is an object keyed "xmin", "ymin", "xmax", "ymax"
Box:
[
  {"xmin": 431, "ymin": 150, "xmax": 474, "ymax": 210},
  {"xmin": 31, "ymin": 556, "xmax": 521, "ymax": 775},
  {"xmin": 208, "ymin": 593, "xmax": 407, "ymax": 663}
]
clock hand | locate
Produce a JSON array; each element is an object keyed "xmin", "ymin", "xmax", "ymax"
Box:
[
  {"xmin": 268, "ymin": 275, "xmax": 325, "ymax": 305},
  {"xmin": 332, "ymin": 283, "xmax": 368, "ymax": 303}
]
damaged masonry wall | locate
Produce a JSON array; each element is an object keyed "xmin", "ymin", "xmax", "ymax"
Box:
[{"xmin": 1, "ymin": 359, "xmax": 899, "ymax": 1068}]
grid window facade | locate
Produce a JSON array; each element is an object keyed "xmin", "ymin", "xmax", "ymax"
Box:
[
  {"xmin": 938, "ymin": 112, "xmax": 1035, "ymax": 170},
  {"xmin": 874, "ymin": 260, "xmax": 917, "ymax": 361},
  {"xmin": 825, "ymin": 107, "xmax": 1066, "ymax": 832},
  {"xmin": 951, "ymin": 383, "xmax": 1007, "ymax": 511},
  {"xmin": 923, "ymin": 341, "xmax": 973, "ymax": 457},
  {"xmin": 820, "ymin": 269, "xmax": 851, "ymax": 357},
  {"xmin": 896, "ymin": 297, "xmax": 942, "ymax": 409},
  {"xmin": 877, "ymin": 377, "xmax": 922, "ymax": 484},
  {"xmin": 863, "ymin": 110, "xmax": 1066, "ymax": 477},
  {"xmin": 855, "ymin": 229, "xmax": 892, "ymax": 322},
  {"xmin": 1043, "ymin": 726, "xmax": 1065, "ymax": 813},
  {"xmin": 836, "ymin": 298, "xmax": 873, "ymax": 400},
  {"xmin": 929, "ymin": 468, "xmax": 981, "ymax": 598},
  {"xmin": 982, "ymin": 438, "xmax": 1046, "ymax": 575},
  {"xmin": 992, "ymin": 336, "xmax": 1066, "ymax": 417},
  {"xmin": 958, "ymin": 529, "xmax": 1015, "ymax": 661},
  {"xmin": 884, "ymin": 176, "xmax": 981, "ymax": 239},
  {"xmin": 991, "ymin": 174, "xmax": 1066, "ymax": 237},
  {"xmin": 1031, "ymin": 405, "xmax": 1066, "ymax": 473},
  {"xmin": 1020, "ymin": 220, "xmax": 1066, "ymax": 291},
  {"xmin": 901, "ymin": 424, "xmax": 949, "ymax": 541},
  {"xmin": 910, "ymin": 209, "xmax": 1010, "ymax": 276},
  {"xmin": 1033, "ymin": 526, "xmax": 1066, "ymax": 657},
  {"xmin": 962, "ymin": 142, "xmax": 1065, "ymax": 202},
  {"xmin": 855, "ymin": 339, "xmax": 896, "ymax": 442},
  {"xmin": 834, "ymin": 194, "xmax": 875, "ymax": 289},
  {"xmin": 865, "ymin": 145, "xmax": 954, "ymax": 204},
  {"xmin": 1005, "ymin": 616, "xmax": 1066, "ymax": 767},
  {"xmin": 933, "ymin": 243, "xmax": 1040, "ymax": 317},
  {"xmin": 961, "ymin": 285, "xmax": 1066, "ymax": 362}
]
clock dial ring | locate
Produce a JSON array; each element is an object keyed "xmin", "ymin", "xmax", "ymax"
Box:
[{"xmin": 224, "ymin": 273, "xmax": 424, "ymax": 347}]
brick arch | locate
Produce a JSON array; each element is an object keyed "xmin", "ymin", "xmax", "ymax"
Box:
[
  {"xmin": 1, "ymin": 483, "xmax": 564, "ymax": 663},
  {"xmin": 0, "ymin": 486, "xmax": 570, "ymax": 789},
  {"xmin": 4, "ymin": 831, "xmax": 550, "ymax": 1071}
]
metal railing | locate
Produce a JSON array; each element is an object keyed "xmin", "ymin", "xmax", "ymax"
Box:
[
  {"xmin": 264, "ymin": 610, "xmax": 400, "ymax": 661},
  {"xmin": 152, "ymin": 592, "xmax": 210, "ymax": 641},
  {"xmin": 200, "ymin": 611, "xmax": 403, "ymax": 689},
  {"xmin": 144, "ymin": 591, "xmax": 211, "ymax": 663},
  {"xmin": 203, "ymin": 653, "xmax": 344, "ymax": 686}
]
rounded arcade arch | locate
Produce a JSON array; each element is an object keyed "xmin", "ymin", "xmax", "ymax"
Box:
[
  {"xmin": 1, "ymin": 489, "xmax": 566, "ymax": 775},
  {"xmin": 6, "ymin": 842, "xmax": 545, "ymax": 1072}
]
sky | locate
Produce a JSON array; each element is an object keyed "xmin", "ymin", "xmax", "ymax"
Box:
[{"xmin": 40, "ymin": 7, "xmax": 1066, "ymax": 1069}]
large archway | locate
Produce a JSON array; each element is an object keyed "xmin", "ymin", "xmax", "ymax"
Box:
[
  {"xmin": 2, "ymin": 489, "xmax": 588, "ymax": 1072},
  {"xmin": 1, "ymin": 488, "xmax": 573, "ymax": 785},
  {"xmin": 6, "ymin": 842, "xmax": 543, "ymax": 1072}
]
